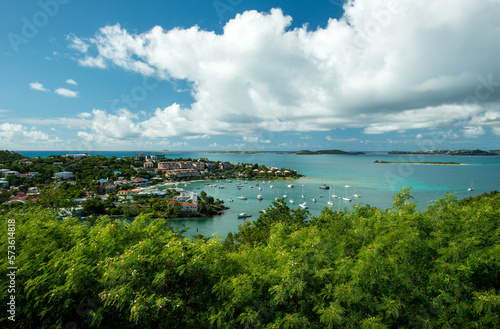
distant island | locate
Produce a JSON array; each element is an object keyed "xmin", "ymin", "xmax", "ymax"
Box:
[
  {"xmin": 374, "ymin": 160, "xmax": 461, "ymax": 165},
  {"xmin": 208, "ymin": 151, "xmax": 265, "ymax": 154},
  {"xmin": 389, "ymin": 149, "xmax": 500, "ymax": 156},
  {"xmin": 294, "ymin": 149, "xmax": 365, "ymax": 155}
]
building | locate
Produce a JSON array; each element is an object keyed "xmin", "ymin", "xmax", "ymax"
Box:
[
  {"xmin": 219, "ymin": 162, "xmax": 231, "ymax": 170},
  {"xmin": 54, "ymin": 171, "xmax": 74, "ymax": 180},
  {"xmin": 4, "ymin": 171, "xmax": 19, "ymax": 177},
  {"xmin": 168, "ymin": 200, "xmax": 198, "ymax": 213},
  {"xmin": 63, "ymin": 154, "xmax": 88, "ymax": 160},
  {"xmin": 206, "ymin": 163, "xmax": 216, "ymax": 170},
  {"xmin": 174, "ymin": 191, "xmax": 198, "ymax": 203},
  {"xmin": 192, "ymin": 162, "xmax": 205, "ymax": 170},
  {"xmin": 143, "ymin": 161, "xmax": 155, "ymax": 168},
  {"xmin": 0, "ymin": 180, "xmax": 9, "ymax": 188}
]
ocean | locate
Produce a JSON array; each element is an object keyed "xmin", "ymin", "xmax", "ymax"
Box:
[{"xmin": 15, "ymin": 150, "xmax": 500, "ymax": 238}]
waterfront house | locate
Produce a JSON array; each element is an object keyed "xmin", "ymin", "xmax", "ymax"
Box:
[{"xmin": 0, "ymin": 180, "xmax": 9, "ymax": 188}]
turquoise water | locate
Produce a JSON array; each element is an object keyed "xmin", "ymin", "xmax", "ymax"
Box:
[{"xmin": 16, "ymin": 151, "xmax": 500, "ymax": 238}]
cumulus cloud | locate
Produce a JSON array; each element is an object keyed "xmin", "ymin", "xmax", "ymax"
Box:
[
  {"xmin": 29, "ymin": 82, "xmax": 49, "ymax": 92},
  {"xmin": 55, "ymin": 88, "xmax": 79, "ymax": 98},
  {"xmin": 66, "ymin": 79, "xmax": 78, "ymax": 85},
  {"xmin": 462, "ymin": 126, "xmax": 486, "ymax": 138},
  {"xmin": 69, "ymin": 0, "xmax": 500, "ymax": 142},
  {"xmin": 0, "ymin": 123, "xmax": 49, "ymax": 141}
]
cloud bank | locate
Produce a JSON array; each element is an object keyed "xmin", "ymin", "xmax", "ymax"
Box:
[{"xmin": 69, "ymin": 0, "xmax": 500, "ymax": 143}]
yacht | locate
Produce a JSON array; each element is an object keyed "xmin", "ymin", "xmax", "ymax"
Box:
[
  {"xmin": 227, "ymin": 198, "xmax": 234, "ymax": 202},
  {"xmin": 289, "ymin": 199, "xmax": 295, "ymax": 204},
  {"xmin": 299, "ymin": 202, "xmax": 308, "ymax": 209},
  {"xmin": 327, "ymin": 201, "xmax": 334, "ymax": 207},
  {"xmin": 345, "ymin": 184, "xmax": 351, "ymax": 188},
  {"xmin": 353, "ymin": 187, "xmax": 361, "ymax": 198},
  {"xmin": 301, "ymin": 194, "xmax": 306, "ymax": 199},
  {"xmin": 270, "ymin": 185, "xmax": 274, "ymax": 189},
  {"xmin": 238, "ymin": 212, "xmax": 252, "ymax": 219},
  {"xmin": 343, "ymin": 197, "xmax": 352, "ymax": 202},
  {"xmin": 287, "ymin": 184, "xmax": 294, "ymax": 188},
  {"xmin": 237, "ymin": 195, "xmax": 247, "ymax": 200},
  {"xmin": 319, "ymin": 184, "xmax": 330, "ymax": 190},
  {"xmin": 257, "ymin": 195, "xmax": 263, "ymax": 200},
  {"xmin": 312, "ymin": 198, "xmax": 317, "ymax": 203},
  {"xmin": 468, "ymin": 179, "xmax": 474, "ymax": 191}
]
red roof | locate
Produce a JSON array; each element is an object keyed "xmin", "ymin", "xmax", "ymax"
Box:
[
  {"xmin": 168, "ymin": 200, "xmax": 179, "ymax": 204},
  {"xmin": 182, "ymin": 203, "xmax": 198, "ymax": 207},
  {"xmin": 14, "ymin": 194, "xmax": 27, "ymax": 199}
]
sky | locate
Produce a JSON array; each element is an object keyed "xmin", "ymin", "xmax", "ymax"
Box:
[{"xmin": 1, "ymin": 0, "xmax": 500, "ymax": 152}]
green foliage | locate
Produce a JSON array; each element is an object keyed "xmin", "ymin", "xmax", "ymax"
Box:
[{"xmin": 1, "ymin": 189, "xmax": 499, "ymax": 328}]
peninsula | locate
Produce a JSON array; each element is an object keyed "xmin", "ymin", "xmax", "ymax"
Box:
[{"xmin": 389, "ymin": 149, "xmax": 500, "ymax": 156}]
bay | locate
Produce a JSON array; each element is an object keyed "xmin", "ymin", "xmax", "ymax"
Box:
[{"xmin": 15, "ymin": 150, "xmax": 500, "ymax": 238}]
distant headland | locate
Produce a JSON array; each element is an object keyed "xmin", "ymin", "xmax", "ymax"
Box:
[
  {"xmin": 388, "ymin": 149, "xmax": 500, "ymax": 156},
  {"xmin": 294, "ymin": 149, "xmax": 365, "ymax": 155},
  {"xmin": 208, "ymin": 151, "xmax": 265, "ymax": 154}
]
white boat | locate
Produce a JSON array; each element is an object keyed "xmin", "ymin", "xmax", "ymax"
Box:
[
  {"xmin": 257, "ymin": 195, "xmax": 263, "ymax": 200},
  {"xmin": 259, "ymin": 187, "xmax": 263, "ymax": 191},
  {"xmin": 289, "ymin": 199, "xmax": 295, "ymax": 204},
  {"xmin": 468, "ymin": 179, "xmax": 474, "ymax": 191},
  {"xmin": 332, "ymin": 194, "xmax": 339, "ymax": 199},
  {"xmin": 343, "ymin": 197, "xmax": 352, "ymax": 202},
  {"xmin": 327, "ymin": 201, "xmax": 333, "ymax": 207},
  {"xmin": 227, "ymin": 198, "xmax": 234, "ymax": 202},
  {"xmin": 238, "ymin": 213, "xmax": 252, "ymax": 219},
  {"xmin": 283, "ymin": 194, "xmax": 287, "ymax": 198},
  {"xmin": 270, "ymin": 185, "xmax": 274, "ymax": 189},
  {"xmin": 299, "ymin": 202, "xmax": 308, "ymax": 209},
  {"xmin": 353, "ymin": 187, "xmax": 361, "ymax": 198},
  {"xmin": 319, "ymin": 184, "xmax": 330, "ymax": 190},
  {"xmin": 301, "ymin": 194, "xmax": 306, "ymax": 199},
  {"xmin": 287, "ymin": 184, "xmax": 294, "ymax": 188},
  {"xmin": 345, "ymin": 184, "xmax": 351, "ymax": 188},
  {"xmin": 312, "ymin": 198, "xmax": 317, "ymax": 203},
  {"xmin": 237, "ymin": 196, "xmax": 247, "ymax": 200}
]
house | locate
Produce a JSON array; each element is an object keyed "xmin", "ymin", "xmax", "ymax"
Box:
[
  {"xmin": 168, "ymin": 200, "xmax": 198, "ymax": 213},
  {"xmin": 219, "ymin": 162, "xmax": 230, "ymax": 170},
  {"xmin": 4, "ymin": 171, "xmax": 19, "ymax": 177},
  {"xmin": 206, "ymin": 163, "xmax": 216, "ymax": 170},
  {"xmin": 143, "ymin": 161, "xmax": 154, "ymax": 168},
  {"xmin": 105, "ymin": 184, "xmax": 116, "ymax": 192},
  {"xmin": 54, "ymin": 171, "xmax": 74, "ymax": 180},
  {"xmin": 174, "ymin": 191, "xmax": 198, "ymax": 203},
  {"xmin": 0, "ymin": 180, "xmax": 9, "ymax": 188},
  {"xmin": 134, "ymin": 153, "xmax": 140, "ymax": 161},
  {"xmin": 63, "ymin": 154, "xmax": 88, "ymax": 160},
  {"xmin": 192, "ymin": 162, "xmax": 205, "ymax": 170}
]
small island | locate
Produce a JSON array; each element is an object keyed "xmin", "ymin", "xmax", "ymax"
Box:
[
  {"xmin": 374, "ymin": 160, "xmax": 461, "ymax": 165},
  {"xmin": 294, "ymin": 149, "xmax": 365, "ymax": 155}
]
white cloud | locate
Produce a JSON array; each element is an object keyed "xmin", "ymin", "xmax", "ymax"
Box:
[
  {"xmin": 462, "ymin": 126, "xmax": 486, "ymax": 138},
  {"xmin": 326, "ymin": 136, "xmax": 359, "ymax": 142},
  {"xmin": 67, "ymin": 34, "xmax": 89, "ymax": 53},
  {"xmin": 69, "ymin": 0, "xmax": 500, "ymax": 142},
  {"xmin": 416, "ymin": 134, "xmax": 423, "ymax": 140},
  {"xmin": 29, "ymin": 82, "xmax": 49, "ymax": 92},
  {"xmin": 0, "ymin": 123, "xmax": 49, "ymax": 141},
  {"xmin": 55, "ymin": 88, "xmax": 79, "ymax": 98},
  {"xmin": 66, "ymin": 79, "xmax": 78, "ymax": 85},
  {"xmin": 492, "ymin": 127, "xmax": 500, "ymax": 136}
]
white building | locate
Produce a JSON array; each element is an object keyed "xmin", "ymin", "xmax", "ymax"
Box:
[
  {"xmin": 54, "ymin": 171, "xmax": 74, "ymax": 180},
  {"xmin": 174, "ymin": 191, "xmax": 198, "ymax": 203}
]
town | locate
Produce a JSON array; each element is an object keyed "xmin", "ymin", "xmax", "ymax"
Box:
[{"xmin": 0, "ymin": 151, "xmax": 301, "ymax": 219}]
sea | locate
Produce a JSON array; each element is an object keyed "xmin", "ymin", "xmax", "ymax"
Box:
[{"xmin": 16, "ymin": 150, "xmax": 500, "ymax": 238}]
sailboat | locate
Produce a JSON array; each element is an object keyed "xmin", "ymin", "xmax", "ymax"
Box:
[
  {"xmin": 353, "ymin": 186, "xmax": 361, "ymax": 198},
  {"xmin": 331, "ymin": 186, "xmax": 339, "ymax": 199},
  {"xmin": 327, "ymin": 187, "xmax": 334, "ymax": 207},
  {"xmin": 468, "ymin": 179, "xmax": 474, "ymax": 191},
  {"xmin": 299, "ymin": 202, "xmax": 308, "ymax": 209},
  {"xmin": 343, "ymin": 186, "xmax": 352, "ymax": 202}
]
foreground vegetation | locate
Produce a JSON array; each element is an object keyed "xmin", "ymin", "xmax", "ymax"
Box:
[{"xmin": 1, "ymin": 189, "xmax": 499, "ymax": 328}]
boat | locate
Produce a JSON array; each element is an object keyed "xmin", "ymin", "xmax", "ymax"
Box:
[
  {"xmin": 257, "ymin": 195, "xmax": 263, "ymax": 200},
  {"xmin": 327, "ymin": 201, "xmax": 333, "ymax": 207},
  {"xmin": 299, "ymin": 202, "xmax": 308, "ymax": 209},
  {"xmin": 287, "ymin": 184, "xmax": 294, "ymax": 188},
  {"xmin": 345, "ymin": 184, "xmax": 351, "ymax": 188},
  {"xmin": 353, "ymin": 187, "xmax": 361, "ymax": 198},
  {"xmin": 302, "ymin": 184, "xmax": 305, "ymax": 187},
  {"xmin": 301, "ymin": 194, "xmax": 306, "ymax": 199},
  {"xmin": 259, "ymin": 187, "xmax": 263, "ymax": 191},
  {"xmin": 319, "ymin": 184, "xmax": 330, "ymax": 190},
  {"xmin": 468, "ymin": 179, "xmax": 474, "ymax": 191},
  {"xmin": 249, "ymin": 186, "xmax": 254, "ymax": 188},
  {"xmin": 289, "ymin": 199, "xmax": 295, "ymax": 204},
  {"xmin": 238, "ymin": 213, "xmax": 252, "ymax": 219},
  {"xmin": 312, "ymin": 198, "xmax": 317, "ymax": 203},
  {"xmin": 343, "ymin": 197, "xmax": 352, "ymax": 202},
  {"xmin": 237, "ymin": 196, "xmax": 247, "ymax": 200},
  {"xmin": 227, "ymin": 198, "xmax": 234, "ymax": 202},
  {"xmin": 283, "ymin": 194, "xmax": 287, "ymax": 198},
  {"xmin": 270, "ymin": 185, "xmax": 274, "ymax": 189}
]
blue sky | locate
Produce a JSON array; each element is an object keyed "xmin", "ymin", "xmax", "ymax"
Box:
[{"xmin": 1, "ymin": 0, "xmax": 500, "ymax": 152}]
